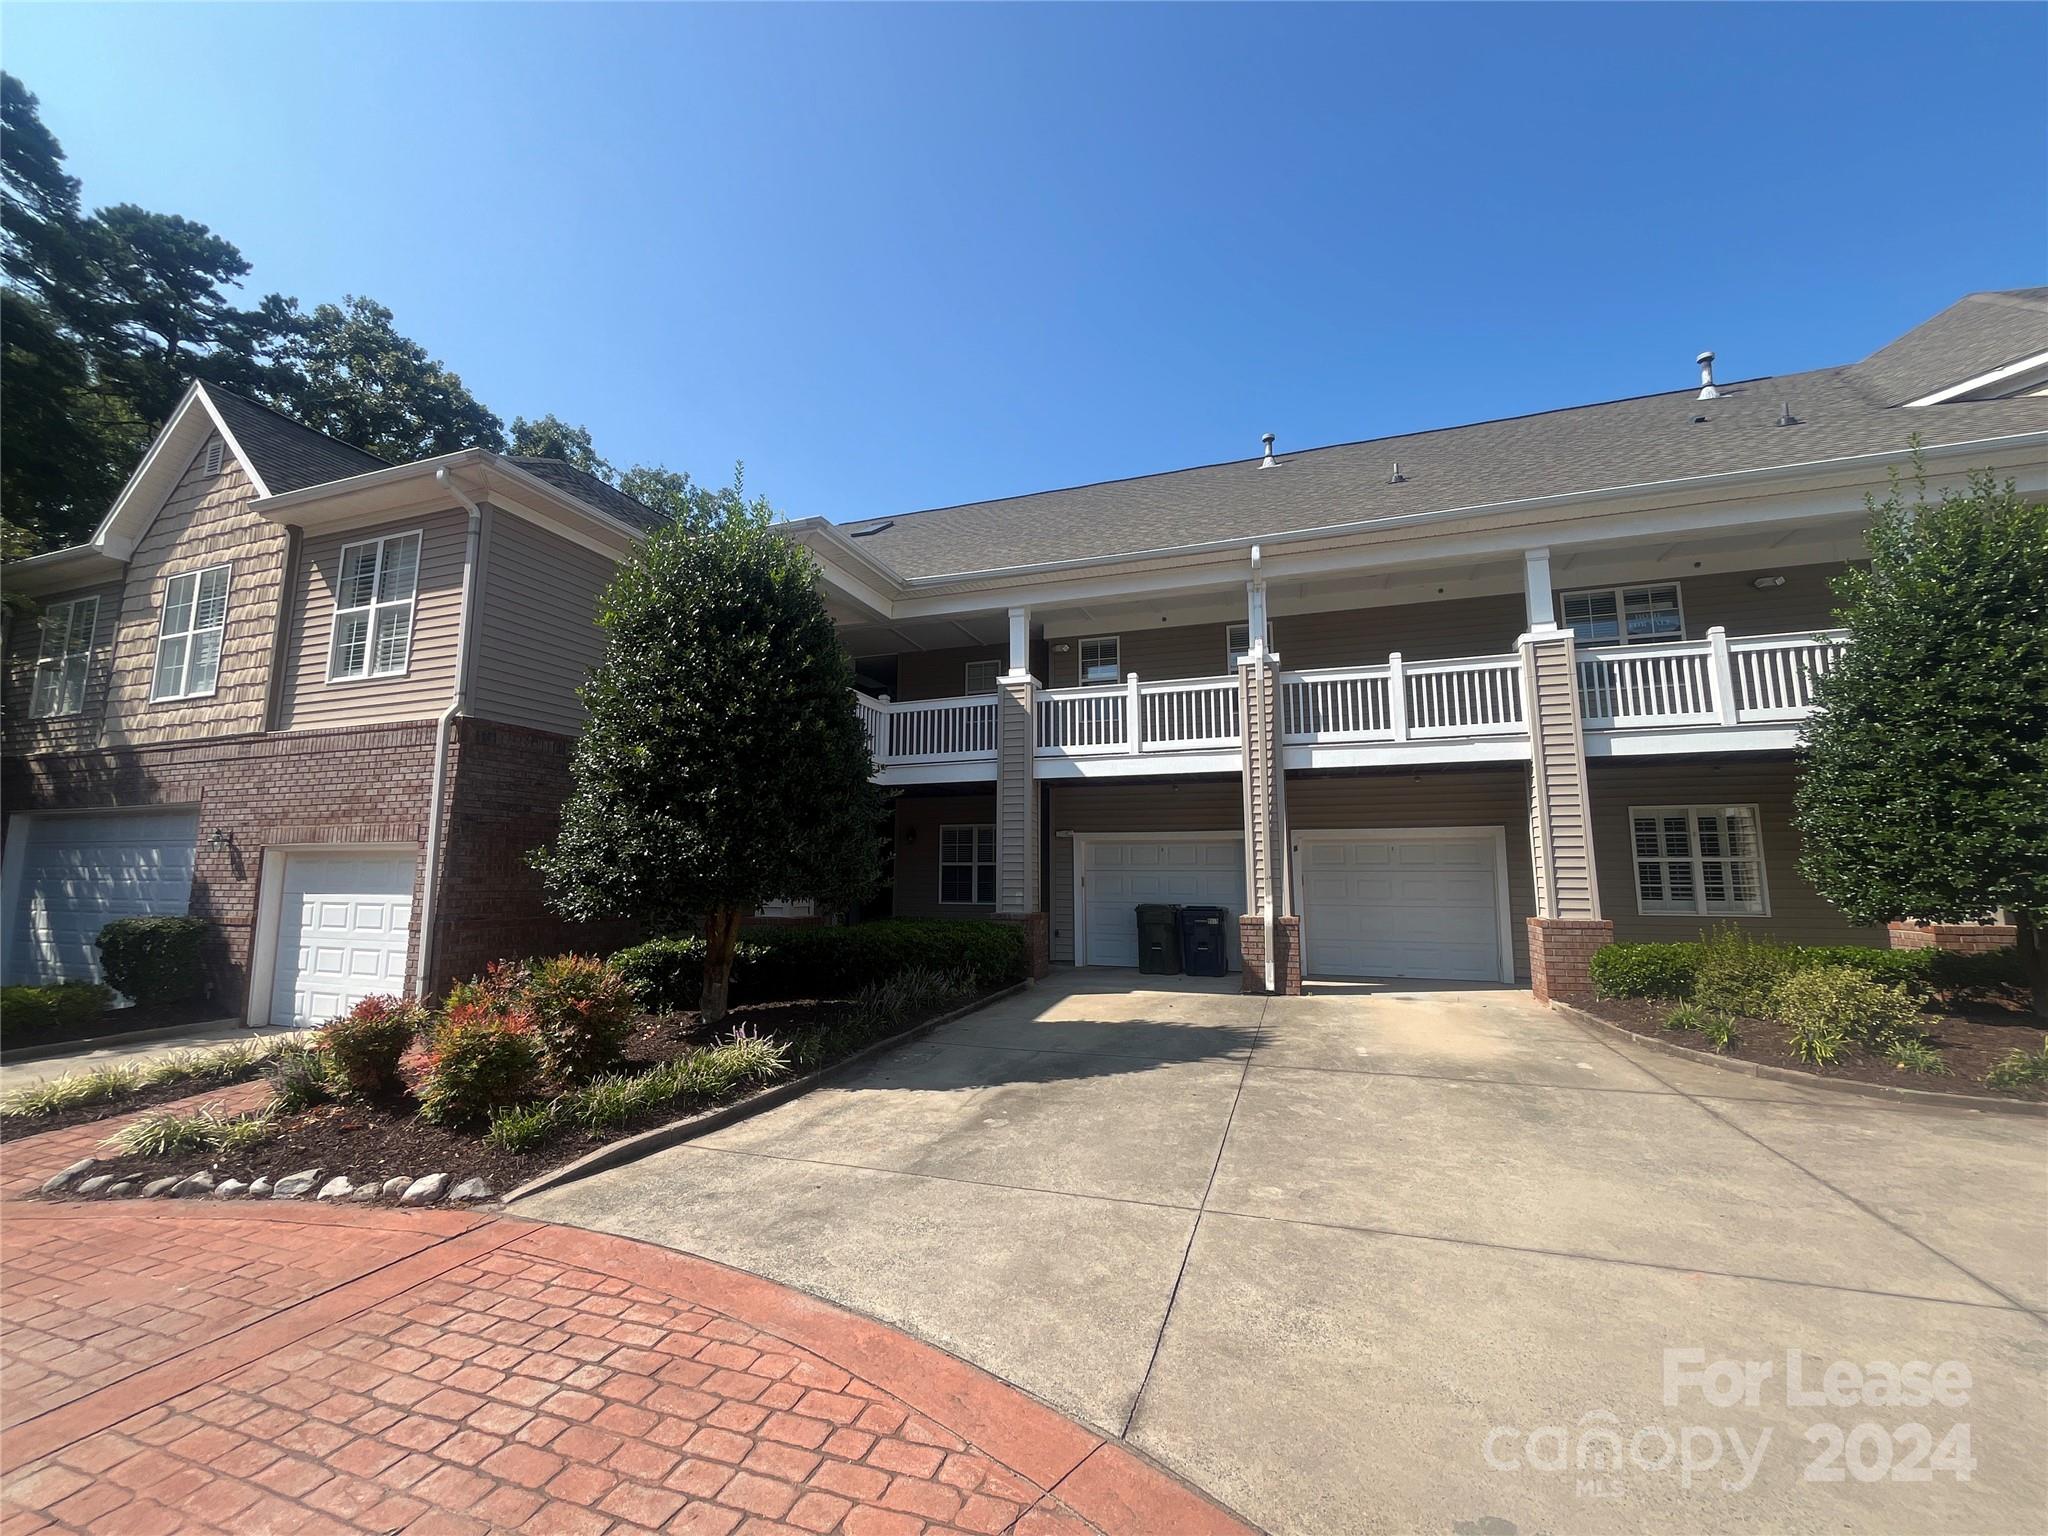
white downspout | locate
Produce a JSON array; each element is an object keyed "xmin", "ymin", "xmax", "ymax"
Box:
[{"xmin": 414, "ymin": 468, "xmax": 484, "ymax": 997}]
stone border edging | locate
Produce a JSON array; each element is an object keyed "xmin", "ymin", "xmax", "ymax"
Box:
[
  {"xmin": 0, "ymin": 1016, "xmax": 246, "ymax": 1066},
  {"xmin": 500, "ymin": 979, "xmax": 1034, "ymax": 1203},
  {"xmin": 1553, "ymin": 1002, "xmax": 2048, "ymax": 1118}
]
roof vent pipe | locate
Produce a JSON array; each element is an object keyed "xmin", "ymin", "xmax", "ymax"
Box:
[
  {"xmin": 1260, "ymin": 432, "xmax": 1277, "ymax": 469},
  {"xmin": 1696, "ymin": 350, "xmax": 1721, "ymax": 400}
]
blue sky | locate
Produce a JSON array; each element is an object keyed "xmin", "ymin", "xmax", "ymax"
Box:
[{"xmin": 6, "ymin": 3, "xmax": 2043, "ymax": 523}]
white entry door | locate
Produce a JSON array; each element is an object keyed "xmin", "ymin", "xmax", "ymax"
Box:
[
  {"xmin": 269, "ymin": 851, "xmax": 417, "ymax": 1026},
  {"xmin": 2, "ymin": 810, "xmax": 200, "ymax": 985},
  {"xmin": 1080, "ymin": 837, "xmax": 1244, "ymax": 969},
  {"xmin": 1296, "ymin": 831, "xmax": 1509, "ymax": 982}
]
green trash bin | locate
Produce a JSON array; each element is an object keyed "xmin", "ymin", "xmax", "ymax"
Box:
[{"xmin": 1137, "ymin": 903, "xmax": 1183, "ymax": 975}]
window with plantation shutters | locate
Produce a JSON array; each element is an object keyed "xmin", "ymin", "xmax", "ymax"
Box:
[
  {"xmin": 1561, "ymin": 583, "xmax": 1684, "ymax": 644},
  {"xmin": 327, "ymin": 531, "xmax": 421, "ymax": 681},
  {"xmin": 151, "ymin": 565, "xmax": 231, "ymax": 702},
  {"xmin": 30, "ymin": 596, "xmax": 98, "ymax": 718},
  {"xmin": 1630, "ymin": 805, "xmax": 1768, "ymax": 916}
]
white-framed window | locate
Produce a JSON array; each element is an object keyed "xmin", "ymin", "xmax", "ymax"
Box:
[
  {"xmin": 1078, "ymin": 635, "xmax": 1120, "ymax": 685},
  {"xmin": 1630, "ymin": 805, "xmax": 1769, "ymax": 917},
  {"xmin": 29, "ymin": 595, "xmax": 98, "ymax": 718},
  {"xmin": 150, "ymin": 564, "xmax": 231, "ymax": 702},
  {"xmin": 963, "ymin": 660, "xmax": 1000, "ymax": 695},
  {"xmin": 939, "ymin": 824, "xmax": 997, "ymax": 905},
  {"xmin": 1226, "ymin": 621, "xmax": 1274, "ymax": 669},
  {"xmin": 327, "ymin": 531, "xmax": 421, "ymax": 682},
  {"xmin": 1560, "ymin": 583, "xmax": 1684, "ymax": 645}
]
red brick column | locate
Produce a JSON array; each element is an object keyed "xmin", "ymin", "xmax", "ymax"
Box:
[
  {"xmin": 1527, "ymin": 917, "xmax": 1613, "ymax": 1004},
  {"xmin": 1000, "ymin": 912, "xmax": 1051, "ymax": 980},
  {"xmin": 1239, "ymin": 914, "xmax": 1303, "ymax": 995},
  {"xmin": 1886, "ymin": 921, "xmax": 2018, "ymax": 954}
]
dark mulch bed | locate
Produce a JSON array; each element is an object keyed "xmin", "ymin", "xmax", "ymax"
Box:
[
  {"xmin": 1, "ymin": 997, "xmax": 227, "ymax": 1057},
  {"xmin": 0, "ymin": 1068, "xmax": 273, "ymax": 1143},
  {"xmin": 1582, "ymin": 995, "xmax": 2048, "ymax": 1101},
  {"xmin": 44, "ymin": 995, "xmax": 903, "ymax": 1198}
]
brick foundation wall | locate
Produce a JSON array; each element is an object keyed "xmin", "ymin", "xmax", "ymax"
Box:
[
  {"xmin": 1238, "ymin": 914, "xmax": 1303, "ymax": 995},
  {"xmin": 1886, "ymin": 921, "xmax": 2018, "ymax": 955},
  {"xmin": 998, "ymin": 912, "xmax": 1051, "ymax": 980},
  {"xmin": 3, "ymin": 722, "xmax": 440, "ymax": 1009},
  {"xmin": 1527, "ymin": 917, "xmax": 1614, "ymax": 1004},
  {"xmin": 430, "ymin": 718, "xmax": 641, "ymax": 992}
]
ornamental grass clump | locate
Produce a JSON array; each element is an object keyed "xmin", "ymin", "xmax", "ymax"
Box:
[
  {"xmin": 105, "ymin": 1106, "xmax": 274, "ymax": 1159},
  {"xmin": 0, "ymin": 1062, "xmax": 142, "ymax": 1119}
]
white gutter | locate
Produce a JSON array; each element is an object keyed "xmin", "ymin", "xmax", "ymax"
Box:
[{"xmin": 414, "ymin": 468, "xmax": 485, "ymax": 997}]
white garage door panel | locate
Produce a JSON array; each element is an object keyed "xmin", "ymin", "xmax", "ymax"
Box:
[
  {"xmin": 1081, "ymin": 839, "xmax": 1244, "ymax": 969},
  {"xmin": 270, "ymin": 852, "xmax": 416, "ymax": 1027},
  {"xmin": 1300, "ymin": 835, "xmax": 1505, "ymax": 982},
  {"xmin": 4, "ymin": 810, "xmax": 200, "ymax": 985}
]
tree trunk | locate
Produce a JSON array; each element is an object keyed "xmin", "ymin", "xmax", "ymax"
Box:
[
  {"xmin": 699, "ymin": 908, "xmax": 745, "ymax": 1027},
  {"xmin": 2019, "ymin": 911, "xmax": 2048, "ymax": 1021}
]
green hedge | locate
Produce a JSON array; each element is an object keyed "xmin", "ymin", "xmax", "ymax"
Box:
[
  {"xmin": 1591, "ymin": 938, "xmax": 2022, "ymax": 1002},
  {"xmin": 96, "ymin": 916, "xmax": 211, "ymax": 1005},
  {"xmin": 1, "ymin": 981, "xmax": 115, "ymax": 1043},
  {"xmin": 613, "ymin": 920, "xmax": 1028, "ymax": 1013}
]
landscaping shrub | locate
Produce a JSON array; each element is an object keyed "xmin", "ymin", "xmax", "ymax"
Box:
[
  {"xmin": 411, "ymin": 1007, "xmax": 544, "ymax": 1127},
  {"xmin": 1691, "ymin": 928, "xmax": 1796, "ymax": 1018},
  {"xmin": 612, "ymin": 920, "xmax": 1025, "ymax": 1012},
  {"xmin": 524, "ymin": 954, "xmax": 636, "ymax": 1082},
  {"xmin": 1, "ymin": 981, "xmax": 113, "ymax": 1041},
  {"xmin": 319, "ymin": 996, "xmax": 427, "ymax": 1098},
  {"xmin": 95, "ymin": 916, "xmax": 210, "ymax": 1005},
  {"xmin": 1591, "ymin": 944, "xmax": 1700, "ymax": 1000},
  {"xmin": 1769, "ymin": 965, "xmax": 1922, "ymax": 1051},
  {"xmin": 1928, "ymin": 947, "xmax": 2028, "ymax": 998},
  {"xmin": 1985, "ymin": 1037, "xmax": 2048, "ymax": 1091}
]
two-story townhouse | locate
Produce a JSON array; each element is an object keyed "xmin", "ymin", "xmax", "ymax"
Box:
[
  {"xmin": 782, "ymin": 287, "xmax": 2048, "ymax": 1000},
  {"xmin": 3, "ymin": 382, "xmax": 655, "ymax": 1024}
]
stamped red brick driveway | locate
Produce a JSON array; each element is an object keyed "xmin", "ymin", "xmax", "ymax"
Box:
[{"xmin": 0, "ymin": 1110, "xmax": 1253, "ymax": 1536}]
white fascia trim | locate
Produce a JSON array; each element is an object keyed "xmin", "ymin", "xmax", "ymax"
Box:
[
  {"xmin": 898, "ymin": 431, "xmax": 2048, "ymax": 590},
  {"xmin": 1901, "ymin": 351, "xmax": 2048, "ymax": 408},
  {"xmin": 70, "ymin": 383, "xmax": 254, "ymax": 561},
  {"xmin": 191, "ymin": 384, "xmax": 273, "ymax": 499}
]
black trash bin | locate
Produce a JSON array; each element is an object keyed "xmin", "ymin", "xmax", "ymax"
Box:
[
  {"xmin": 1136, "ymin": 903, "xmax": 1183, "ymax": 975},
  {"xmin": 1179, "ymin": 906, "xmax": 1229, "ymax": 977}
]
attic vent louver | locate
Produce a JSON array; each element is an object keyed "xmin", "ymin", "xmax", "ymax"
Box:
[
  {"xmin": 202, "ymin": 439, "xmax": 225, "ymax": 477},
  {"xmin": 1696, "ymin": 350, "xmax": 1721, "ymax": 401}
]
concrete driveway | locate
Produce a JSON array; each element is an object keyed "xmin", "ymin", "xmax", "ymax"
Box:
[{"xmin": 521, "ymin": 972, "xmax": 2048, "ymax": 1535}]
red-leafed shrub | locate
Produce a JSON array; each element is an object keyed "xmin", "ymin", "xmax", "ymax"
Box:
[
  {"xmin": 318, "ymin": 995, "xmax": 428, "ymax": 1098},
  {"xmin": 525, "ymin": 954, "xmax": 637, "ymax": 1082},
  {"xmin": 411, "ymin": 1001, "xmax": 543, "ymax": 1127}
]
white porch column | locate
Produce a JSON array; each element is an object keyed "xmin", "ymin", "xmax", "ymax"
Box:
[
  {"xmin": 1005, "ymin": 605, "xmax": 1032, "ymax": 680},
  {"xmin": 1523, "ymin": 546, "xmax": 1557, "ymax": 633}
]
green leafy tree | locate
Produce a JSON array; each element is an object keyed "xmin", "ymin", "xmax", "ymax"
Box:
[
  {"xmin": 1795, "ymin": 468, "xmax": 2048, "ymax": 1014},
  {"xmin": 256, "ymin": 295, "xmax": 505, "ymax": 460},
  {"xmin": 509, "ymin": 414, "xmax": 612, "ymax": 479},
  {"xmin": 533, "ymin": 498, "xmax": 879, "ymax": 1023}
]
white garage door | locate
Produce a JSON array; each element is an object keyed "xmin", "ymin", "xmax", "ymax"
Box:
[
  {"xmin": 3, "ymin": 810, "xmax": 199, "ymax": 985},
  {"xmin": 1080, "ymin": 838, "xmax": 1244, "ymax": 969},
  {"xmin": 269, "ymin": 851, "xmax": 416, "ymax": 1027},
  {"xmin": 1298, "ymin": 833, "xmax": 1507, "ymax": 982}
]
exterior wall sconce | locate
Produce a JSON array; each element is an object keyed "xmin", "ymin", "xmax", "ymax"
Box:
[{"xmin": 1751, "ymin": 576, "xmax": 1786, "ymax": 589}]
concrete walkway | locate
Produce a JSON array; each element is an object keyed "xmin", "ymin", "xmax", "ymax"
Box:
[
  {"xmin": 0, "ymin": 1097, "xmax": 1250, "ymax": 1536},
  {"xmin": 523, "ymin": 972, "xmax": 2048, "ymax": 1536}
]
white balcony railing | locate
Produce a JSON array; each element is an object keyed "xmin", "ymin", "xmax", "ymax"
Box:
[
  {"xmin": 1280, "ymin": 652, "xmax": 1524, "ymax": 744},
  {"xmin": 1578, "ymin": 627, "xmax": 1847, "ymax": 729},
  {"xmin": 857, "ymin": 692, "xmax": 998, "ymax": 764},
  {"xmin": 1036, "ymin": 673, "xmax": 1242, "ymax": 757}
]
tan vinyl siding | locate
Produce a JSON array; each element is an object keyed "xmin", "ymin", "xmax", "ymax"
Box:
[
  {"xmin": 1589, "ymin": 757, "xmax": 1882, "ymax": 947},
  {"xmin": 469, "ymin": 508, "xmax": 619, "ymax": 735},
  {"xmin": 102, "ymin": 440, "xmax": 286, "ymax": 745},
  {"xmin": 275, "ymin": 509, "xmax": 469, "ymax": 731},
  {"xmin": 892, "ymin": 792, "xmax": 999, "ymax": 919},
  {"xmin": 1275, "ymin": 594, "xmax": 1526, "ymax": 668},
  {"xmin": 894, "ymin": 645, "xmax": 1006, "ymax": 702},
  {"xmin": 1286, "ymin": 767, "xmax": 1538, "ymax": 978},
  {"xmin": 1047, "ymin": 778, "xmax": 1243, "ymax": 964},
  {"xmin": 1049, "ymin": 623, "xmax": 1234, "ymax": 688},
  {"xmin": 2, "ymin": 580, "xmax": 124, "ymax": 754},
  {"xmin": 1525, "ymin": 639, "xmax": 1597, "ymax": 918},
  {"xmin": 1671, "ymin": 561, "xmax": 1848, "ymax": 638}
]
